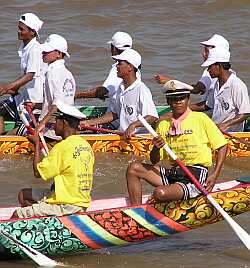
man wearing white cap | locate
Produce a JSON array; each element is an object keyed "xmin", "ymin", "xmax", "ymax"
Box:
[
  {"xmin": 12, "ymin": 101, "xmax": 94, "ymax": 218},
  {"xmin": 75, "ymin": 31, "xmax": 141, "ymax": 129},
  {"xmin": 36, "ymin": 34, "xmax": 76, "ymax": 135},
  {"xmin": 126, "ymin": 80, "xmax": 227, "ymax": 205},
  {"xmin": 200, "ymin": 47, "xmax": 250, "ymax": 132},
  {"xmin": 81, "ymin": 48, "xmax": 158, "ymax": 138},
  {"xmin": 154, "ymin": 34, "xmax": 229, "ymax": 97},
  {"xmin": 0, "ymin": 13, "xmax": 46, "ymax": 135}
]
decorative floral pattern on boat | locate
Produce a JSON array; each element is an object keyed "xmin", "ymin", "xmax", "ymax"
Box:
[
  {"xmin": 153, "ymin": 186, "xmax": 250, "ymax": 227},
  {"xmin": 0, "ymin": 217, "xmax": 89, "ymax": 257}
]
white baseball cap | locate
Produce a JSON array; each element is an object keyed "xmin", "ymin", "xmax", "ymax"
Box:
[
  {"xmin": 41, "ymin": 34, "xmax": 70, "ymax": 58},
  {"xmin": 112, "ymin": 48, "xmax": 141, "ymax": 69},
  {"xmin": 107, "ymin": 31, "xmax": 132, "ymax": 50},
  {"xmin": 55, "ymin": 100, "xmax": 86, "ymax": 119},
  {"xmin": 19, "ymin": 13, "xmax": 43, "ymax": 38},
  {"xmin": 200, "ymin": 34, "xmax": 229, "ymax": 50},
  {"xmin": 201, "ymin": 47, "xmax": 230, "ymax": 67}
]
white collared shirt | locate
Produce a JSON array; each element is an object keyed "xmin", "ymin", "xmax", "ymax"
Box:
[
  {"xmin": 39, "ymin": 59, "xmax": 76, "ymax": 120},
  {"xmin": 111, "ymin": 79, "xmax": 158, "ymax": 132},
  {"xmin": 207, "ymin": 73, "xmax": 250, "ymax": 132},
  {"xmin": 103, "ymin": 62, "xmax": 141, "ymax": 110},
  {"xmin": 15, "ymin": 37, "xmax": 46, "ymax": 107}
]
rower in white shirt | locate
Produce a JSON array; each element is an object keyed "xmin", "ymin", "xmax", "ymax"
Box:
[
  {"xmin": 201, "ymin": 47, "xmax": 250, "ymax": 132},
  {"xmin": 36, "ymin": 34, "xmax": 76, "ymax": 136},
  {"xmin": 0, "ymin": 13, "xmax": 45, "ymax": 135},
  {"xmin": 75, "ymin": 31, "xmax": 141, "ymax": 129},
  {"xmin": 81, "ymin": 48, "xmax": 158, "ymax": 139}
]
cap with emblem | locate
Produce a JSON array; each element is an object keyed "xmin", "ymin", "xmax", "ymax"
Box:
[{"xmin": 163, "ymin": 80, "xmax": 193, "ymax": 98}]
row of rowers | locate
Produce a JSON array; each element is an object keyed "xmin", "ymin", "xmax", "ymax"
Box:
[{"xmin": 0, "ymin": 13, "xmax": 250, "ymax": 139}]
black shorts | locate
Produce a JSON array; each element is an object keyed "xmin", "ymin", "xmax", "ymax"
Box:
[
  {"xmin": 0, "ymin": 97, "xmax": 19, "ymax": 121},
  {"xmin": 160, "ymin": 165, "xmax": 208, "ymax": 200}
]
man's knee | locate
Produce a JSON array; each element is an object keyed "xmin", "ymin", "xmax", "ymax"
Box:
[
  {"xmin": 126, "ymin": 162, "xmax": 143, "ymax": 177},
  {"xmin": 18, "ymin": 188, "xmax": 33, "ymax": 206},
  {"xmin": 153, "ymin": 186, "xmax": 168, "ymax": 202}
]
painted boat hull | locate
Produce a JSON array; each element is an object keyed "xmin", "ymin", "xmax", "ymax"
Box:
[
  {"xmin": 0, "ymin": 178, "xmax": 250, "ymax": 259},
  {"xmin": 0, "ymin": 132, "xmax": 249, "ymax": 158}
]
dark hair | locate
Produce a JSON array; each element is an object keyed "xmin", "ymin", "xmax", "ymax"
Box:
[
  {"xmin": 57, "ymin": 114, "xmax": 80, "ymax": 129},
  {"xmin": 218, "ymin": 62, "xmax": 231, "ymax": 70}
]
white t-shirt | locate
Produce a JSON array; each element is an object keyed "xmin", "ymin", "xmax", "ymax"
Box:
[
  {"xmin": 39, "ymin": 59, "xmax": 76, "ymax": 120},
  {"xmin": 103, "ymin": 62, "xmax": 141, "ymax": 110},
  {"xmin": 15, "ymin": 37, "xmax": 46, "ymax": 108},
  {"xmin": 111, "ymin": 79, "xmax": 158, "ymax": 132},
  {"xmin": 206, "ymin": 73, "xmax": 250, "ymax": 132}
]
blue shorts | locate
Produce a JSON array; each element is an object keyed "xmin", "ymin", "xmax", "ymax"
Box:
[{"xmin": 160, "ymin": 165, "xmax": 208, "ymax": 200}]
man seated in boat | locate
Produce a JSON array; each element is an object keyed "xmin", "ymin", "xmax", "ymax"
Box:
[
  {"xmin": 197, "ymin": 47, "xmax": 250, "ymax": 132},
  {"xmin": 80, "ymin": 48, "xmax": 158, "ymax": 139},
  {"xmin": 11, "ymin": 101, "xmax": 94, "ymax": 218},
  {"xmin": 35, "ymin": 34, "xmax": 76, "ymax": 139},
  {"xmin": 0, "ymin": 13, "xmax": 45, "ymax": 135},
  {"xmin": 126, "ymin": 81, "xmax": 228, "ymax": 205}
]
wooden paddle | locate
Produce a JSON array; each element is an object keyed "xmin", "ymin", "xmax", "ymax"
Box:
[
  {"xmin": 0, "ymin": 229, "xmax": 59, "ymax": 266},
  {"xmin": 138, "ymin": 115, "xmax": 250, "ymax": 250}
]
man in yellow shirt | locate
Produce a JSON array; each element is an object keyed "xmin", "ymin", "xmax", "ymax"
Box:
[
  {"xmin": 126, "ymin": 80, "xmax": 228, "ymax": 205},
  {"xmin": 12, "ymin": 101, "xmax": 94, "ymax": 218}
]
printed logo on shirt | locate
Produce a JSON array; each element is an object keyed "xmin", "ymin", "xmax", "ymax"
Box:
[
  {"xmin": 63, "ymin": 78, "xmax": 75, "ymax": 97},
  {"xmin": 221, "ymin": 98, "xmax": 229, "ymax": 110},
  {"xmin": 125, "ymin": 105, "xmax": 134, "ymax": 115}
]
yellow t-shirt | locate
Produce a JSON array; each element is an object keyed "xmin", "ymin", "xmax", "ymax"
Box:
[
  {"xmin": 156, "ymin": 112, "xmax": 227, "ymax": 167},
  {"xmin": 37, "ymin": 135, "xmax": 94, "ymax": 207}
]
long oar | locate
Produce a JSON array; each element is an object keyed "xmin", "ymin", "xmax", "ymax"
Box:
[
  {"xmin": 79, "ymin": 124, "xmax": 124, "ymax": 136},
  {"xmin": 138, "ymin": 115, "xmax": 250, "ymax": 250},
  {"xmin": 0, "ymin": 230, "xmax": 59, "ymax": 267}
]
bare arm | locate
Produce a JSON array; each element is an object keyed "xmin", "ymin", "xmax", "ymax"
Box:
[
  {"xmin": 218, "ymin": 114, "xmax": 250, "ymax": 132},
  {"xmin": 0, "ymin": 73, "xmax": 34, "ymax": 96},
  {"xmin": 189, "ymin": 101, "xmax": 211, "ymax": 112},
  {"xmin": 150, "ymin": 135, "xmax": 165, "ymax": 164},
  {"xmin": 124, "ymin": 115, "xmax": 158, "ymax": 139},
  {"xmin": 27, "ymin": 134, "xmax": 42, "ymax": 178},
  {"xmin": 190, "ymin": 81, "xmax": 206, "ymax": 95},
  {"xmin": 36, "ymin": 105, "xmax": 58, "ymax": 132},
  {"xmin": 205, "ymin": 143, "xmax": 228, "ymax": 191},
  {"xmin": 80, "ymin": 111, "xmax": 118, "ymax": 126},
  {"xmin": 154, "ymin": 74, "xmax": 173, "ymax": 84},
  {"xmin": 75, "ymin": 86, "xmax": 109, "ymax": 100}
]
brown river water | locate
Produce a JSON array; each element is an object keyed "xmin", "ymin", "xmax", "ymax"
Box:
[{"xmin": 0, "ymin": 0, "xmax": 250, "ymax": 267}]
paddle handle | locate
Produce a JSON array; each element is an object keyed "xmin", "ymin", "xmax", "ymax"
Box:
[
  {"xmin": 19, "ymin": 112, "xmax": 48, "ymax": 157},
  {"xmin": 79, "ymin": 124, "xmax": 124, "ymax": 136}
]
